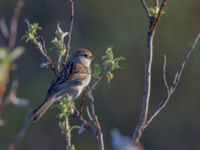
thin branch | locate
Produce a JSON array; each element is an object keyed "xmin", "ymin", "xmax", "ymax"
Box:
[
  {"xmin": 73, "ymin": 107, "xmax": 100, "ymax": 136},
  {"xmin": 154, "ymin": 0, "xmax": 159, "ymax": 7},
  {"xmin": 150, "ymin": 0, "xmax": 167, "ymax": 33},
  {"xmin": 133, "ymin": 28, "xmax": 155, "ymax": 144},
  {"xmin": 0, "ymin": 18, "xmax": 10, "ymax": 41},
  {"xmin": 8, "ymin": 0, "xmax": 24, "ymax": 50},
  {"xmin": 33, "ymin": 38, "xmax": 51, "ymax": 62},
  {"xmin": 86, "ymin": 106, "xmax": 93, "ymax": 121},
  {"xmin": 64, "ymin": 117, "xmax": 72, "ymax": 150},
  {"xmin": 87, "ymin": 92, "xmax": 104, "ymax": 150},
  {"xmin": 132, "ymin": 0, "xmax": 168, "ymax": 144},
  {"xmin": 64, "ymin": 0, "xmax": 75, "ymax": 64},
  {"xmin": 71, "ymin": 76, "xmax": 104, "ymax": 149},
  {"xmin": 163, "ymin": 55, "xmax": 169, "ymax": 94},
  {"xmin": 144, "ymin": 32, "xmax": 200, "ymax": 129},
  {"xmin": 141, "ymin": 0, "xmax": 151, "ymax": 17},
  {"xmin": 32, "ymin": 37, "xmax": 58, "ymax": 75}
]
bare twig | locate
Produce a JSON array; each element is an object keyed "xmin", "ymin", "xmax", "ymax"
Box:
[
  {"xmin": 141, "ymin": 0, "xmax": 151, "ymax": 17},
  {"xmin": 33, "ymin": 38, "xmax": 51, "ymax": 63},
  {"xmin": 0, "ymin": 19, "xmax": 10, "ymax": 41},
  {"xmin": 8, "ymin": 0, "xmax": 24, "ymax": 50},
  {"xmin": 132, "ymin": 0, "xmax": 168, "ymax": 144},
  {"xmin": 150, "ymin": 0, "xmax": 167, "ymax": 33},
  {"xmin": 143, "ymin": 32, "xmax": 200, "ymax": 129},
  {"xmin": 163, "ymin": 55, "xmax": 169, "ymax": 94},
  {"xmin": 64, "ymin": 0, "xmax": 75, "ymax": 64},
  {"xmin": 64, "ymin": 117, "xmax": 72, "ymax": 150},
  {"xmin": 71, "ymin": 75, "xmax": 104, "ymax": 150},
  {"xmin": 32, "ymin": 37, "xmax": 58, "ymax": 75},
  {"xmin": 73, "ymin": 107, "xmax": 100, "ymax": 136},
  {"xmin": 154, "ymin": 0, "xmax": 159, "ymax": 7},
  {"xmin": 133, "ymin": 29, "xmax": 155, "ymax": 144},
  {"xmin": 87, "ymin": 92, "xmax": 104, "ymax": 150}
]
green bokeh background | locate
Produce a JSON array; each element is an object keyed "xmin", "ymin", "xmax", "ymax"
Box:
[{"xmin": 1, "ymin": 0, "xmax": 200, "ymax": 150}]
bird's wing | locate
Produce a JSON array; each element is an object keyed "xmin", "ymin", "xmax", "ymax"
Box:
[
  {"xmin": 67, "ymin": 63, "xmax": 89, "ymax": 80},
  {"xmin": 46, "ymin": 63, "xmax": 89, "ymax": 97},
  {"xmin": 57, "ymin": 63, "xmax": 89, "ymax": 84}
]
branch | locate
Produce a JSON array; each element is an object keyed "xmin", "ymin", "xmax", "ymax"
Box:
[
  {"xmin": 8, "ymin": 0, "xmax": 24, "ymax": 50},
  {"xmin": 154, "ymin": 0, "xmax": 159, "ymax": 7},
  {"xmin": 64, "ymin": 116, "xmax": 72, "ymax": 150},
  {"xmin": 32, "ymin": 37, "xmax": 58, "ymax": 75},
  {"xmin": 73, "ymin": 106, "xmax": 101, "ymax": 138},
  {"xmin": 163, "ymin": 55, "xmax": 169, "ymax": 94},
  {"xmin": 87, "ymin": 92, "xmax": 104, "ymax": 150},
  {"xmin": 132, "ymin": 28, "xmax": 155, "ymax": 144},
  {"xmin": 150, "ymin": 0, "xmax": 167, "ymax": 33},
  {"xmin": 143, "ymin": 32, "xmax": 200, "ymax": 129},
  {"xmin": 0, "ymin": 18, "xmax": 9, "ymax": 41},
  {"xmin": 68, "ymin": 98, "xmax": 104, "ymax": 150},
  {"xmin": 64, "ymin": 0, "xmax": 75, "ymax": 64},
  {"xmin": 132, "ymin": 0, "xmax": 168, "ymax": 144},
  {"xmin": 140, "ymin": 0, "xmax": 151, "ymax": 17},
  {"xmin": 33, "ymin": 37, "xmax": 51, "ymax": 62}
]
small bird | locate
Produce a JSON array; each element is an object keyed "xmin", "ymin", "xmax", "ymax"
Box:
[{"xmin": 30, "ymin": 49, "xmax": 94, "ymax": 121}]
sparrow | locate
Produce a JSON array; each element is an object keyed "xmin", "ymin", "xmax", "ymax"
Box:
[{"xmin": 29, "ymin": 49, "xmax": 94, "ymax": 121}]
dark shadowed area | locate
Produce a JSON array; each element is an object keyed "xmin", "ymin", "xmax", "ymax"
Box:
[{"xmin": 0, "ymin": 0, "xmax": 200, "ymax": 150}]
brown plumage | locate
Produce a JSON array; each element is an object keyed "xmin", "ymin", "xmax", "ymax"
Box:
[{"xmin": 29, "ymin": 49, "xmax": 93, "ymax": 122}]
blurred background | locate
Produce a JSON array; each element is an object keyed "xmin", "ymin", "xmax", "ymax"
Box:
[{"xmin": 0, "ymin": 0, "xmax": 200, "ymax": 149}]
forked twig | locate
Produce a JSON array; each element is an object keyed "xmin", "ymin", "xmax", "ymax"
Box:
[
  {"xmin": 143, "ymin": 32, "xmax": 200, "ymax": 129},
  {"xmin": 133, "ymin": 0, "xmax": 167, "ymax": 144},
  {"xmin": 141, "ymin": 0, "xmax": 151, "ymax": 17},
  {"xmin": 30, "ymin": 35, "xmax": 58, "ymax": 76},
  {"xmin": 133, "ymin": 29, "xmax": 155, "ymax": 144}
]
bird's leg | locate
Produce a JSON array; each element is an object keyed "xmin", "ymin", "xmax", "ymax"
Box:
[
  {"xmin": 72, "ymin": 98, "xmax": 84, "ymax": 118},
  {"xmin": 78, "ymin": 98, "xmax": 84, "ymax": 117}
]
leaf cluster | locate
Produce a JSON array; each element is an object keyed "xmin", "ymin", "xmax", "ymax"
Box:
[
  {"xmin": 51, "ymin": 25, "xmax": 68, "ymax": 56},
  {"xmin": 23, "ymin": 21, "xmax": 41, "ymax": 42},
  {"xmin": 93, "ymin": 47, "xmax": 125, "ymax": 82}
]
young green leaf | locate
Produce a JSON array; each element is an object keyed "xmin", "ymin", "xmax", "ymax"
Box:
[
  {"xmin": 93, "ymin": 64, "xmax": 102, "ymax": 79},
  {"xmin": 23, "ymin": 21, "xmax": 41, "ymax": 42},
  {"xmin": 106, "ymin": 72, "xmax": 114, "ymax": 82},
  {"xmin": 51, "ymin": 25, "xmax": 68, "ymax": 56}
]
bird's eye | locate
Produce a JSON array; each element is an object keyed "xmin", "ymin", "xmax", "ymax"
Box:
[{"xmin": 83, "ymin": 54, "xmax": 88, "ymax": 58}]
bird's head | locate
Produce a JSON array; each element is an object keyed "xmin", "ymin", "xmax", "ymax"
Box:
[{"xmin": 71, "ymin": 49, "xmax": 94, "ymax": 67}]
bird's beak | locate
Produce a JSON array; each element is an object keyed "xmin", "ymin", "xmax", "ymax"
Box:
[{"xmin": 90, "ymin": 55, "xmax": 95, "ymax": 60}]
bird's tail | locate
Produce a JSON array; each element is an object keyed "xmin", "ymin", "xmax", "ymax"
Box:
[{"xmin": 29, "ymin": 98, "xmax": 54, "ymax": 122}]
